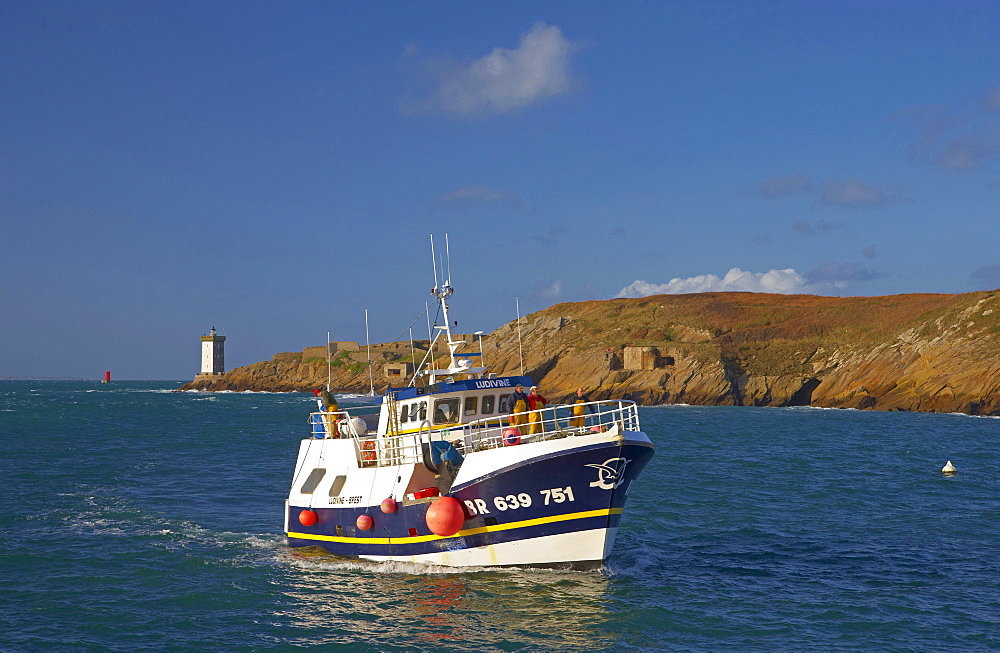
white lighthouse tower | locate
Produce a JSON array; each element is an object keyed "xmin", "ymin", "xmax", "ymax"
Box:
[{"xmin": 199, "ymin": 327, "xmax": 226, "ymax": 376}]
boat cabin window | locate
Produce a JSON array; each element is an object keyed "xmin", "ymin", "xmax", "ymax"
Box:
[
  {"xmin": 300, "ymin": 468, "xmax": 326, "ymax": 494},
  {"xmin": 328, "ymin": 475, "xmax": 347, "ymax": 497},
  {"xmin": 482, "ymin": 395, "xmax": 495, "ymax": 414},
  {"xmin": 399, "ymin": 405, "xmax": 409, "ymax": 424},
  {"xmin": 464, "ymin": 396, "xmax": 478, "ymax": 416},
  {"xmin": 499, "ymin": 393, "xmax": 510, "ymax": 412},
  {"xmin": 410, "ymin": 401, "xmax": 427, "ymax": 422},
  {"xmin": 433, "ymin": 398, "xmax": 460, "ymax": 424}
]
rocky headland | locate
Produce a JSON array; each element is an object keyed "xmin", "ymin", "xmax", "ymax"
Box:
[{"xmin": 177, "ymin": 290, "xmax": 1000, "ymax": 415}]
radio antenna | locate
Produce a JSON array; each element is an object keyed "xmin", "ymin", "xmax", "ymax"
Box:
[
  {"xmin": 365, "ymin": 309, "xmax": 375, "ymax": 396},
  {"xmin": 429, "ymin": 234, "xmax": 440, "ymax": 292},
  {"xmin": 445, "ymin": 233, "xmax": 452, "ymax": 286}
]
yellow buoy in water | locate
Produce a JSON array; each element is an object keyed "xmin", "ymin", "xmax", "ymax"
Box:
[{"xmin": 942, "ymin": 460, "xmax": 957, "ymax": 474}]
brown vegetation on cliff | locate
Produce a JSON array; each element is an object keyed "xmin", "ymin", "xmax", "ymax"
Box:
[{"xmin": 178, "ymin": 290, "xmax": 1000, "ymax": 415}]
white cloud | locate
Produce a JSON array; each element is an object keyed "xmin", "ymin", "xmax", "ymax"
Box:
[
  {"xmin": 617, "ymin": 263, "xmax": 884, "ymax": 298},
  {"xmin": 821, "ymin": 179, "xmax": 907, "ymax": 208},
  {"xmin": 758, "ymin": 174, "xmax": 810, "ymax": 198},
  {"xmin": 755, "ymin": 173, "xmax": 906, "ymax": 211},
  {"xmin": 434, "ymin": 185, "xmax": 511, "ymax": 206},
  {"xmin": 431, "ymin": 22, "xmax": 576, "ymax": 116},
  {"xmin": 971, "ymin": 264, "xmax": 1000, "ymax": 289},
  {"xmin": 937, "ymin": 137, "xmax": 991, "ymax": 172},
  {"xmin": 803, "ymin": 263, "xmax": 879, "ymax": 284},
  {"xmin": 540, "ymin": 279, "xmax": 564, "ymax": 300},
  {"xmin": 792, "ymin": 219, "xmax": 845, "ymax": 235},
  {"xmin": 616, "ymin": 268, "xmax": 816, "ymax": 297},
  {"xmin": 894, "ymin": 85, "xmax": 1000, "ymax": 173},
  {"xmin": 984, "ymin": 86, "xmax": 1000, "ymax": 112}
]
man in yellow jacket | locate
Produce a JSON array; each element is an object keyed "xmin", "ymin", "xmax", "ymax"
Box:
[
  {"xmin": 527, "ymin": 386, "xmax": 547, "ymax": 435},
  {"xmin": 565, "ymin": 387, "xmax": 592, "ymax": 428},
  {"xmin": 506, "ymin": 383, "xmax": 529, "ymax": 428}
]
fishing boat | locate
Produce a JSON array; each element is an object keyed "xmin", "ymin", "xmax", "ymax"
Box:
[{"xmin": 284, "ymin": 237, "xmax": 654, "ymax": 568}]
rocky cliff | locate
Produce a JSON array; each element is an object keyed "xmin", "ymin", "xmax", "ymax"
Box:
[{"xmin": 177, "ymin": 290, "xmax": 1000, "ymax": 415}]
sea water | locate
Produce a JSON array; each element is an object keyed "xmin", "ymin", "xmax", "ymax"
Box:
[{"xmin": 2, "ymin": 381, "xmax": 998, "ymax": 651}]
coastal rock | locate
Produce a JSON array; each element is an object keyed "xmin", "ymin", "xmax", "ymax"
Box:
[{"xmin": 177, "ymin": 290, "xmax": 1000, "ymax": 416}]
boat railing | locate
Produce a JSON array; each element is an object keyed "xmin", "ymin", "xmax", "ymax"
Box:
[
  {"xmin": 451, "ymin": 399, "xmax": 640, "ymax": 454},
  {"xmin": 308, "ymin": 409, "xmax": 427, "ymax": 467},
  {"xmin": 308, "ymin": 399, "xmax": 640, "ymax": 466}
]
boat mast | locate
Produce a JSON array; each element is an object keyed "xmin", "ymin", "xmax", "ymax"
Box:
[
  {"xmin": 516, "ymin": 296, "xmax": 524, "ymax": 376},
  {"xmin": 408, "ymin": 327, "xmax": 415, "ymax": 379},
  {"xmin": 365, "ymin": 309, "xmax": 375, "ymax": 396},
  {"xmin": 425, "ymin": 233, "xmax": 485, "ymax": 384}
]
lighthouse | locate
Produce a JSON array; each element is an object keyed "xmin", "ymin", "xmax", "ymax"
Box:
[{"xmin": 199, "ymin": 327, "xmax": 226, "ymax": 376}]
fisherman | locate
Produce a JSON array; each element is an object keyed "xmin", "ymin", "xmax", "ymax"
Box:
[
  {"xmin": 506, "ymin": 383, "xmax": 529, "ymax": 428},
  {"xmin": 315, "ymin": 387, "xmax": 340, "ymax": 438},
  {"xmin": 565, "ymin": 387, "xmax": 594, "ymax": 428},
  {"xmin": 318, "ymin": 387, "xmax": 339, "ymax": 413},
  {"xmin": 527, "ymin": 385, "xmax": 547, "ymax": 435}
]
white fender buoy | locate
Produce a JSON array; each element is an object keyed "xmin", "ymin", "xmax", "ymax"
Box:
[{"xmin": 942, "ymin": 460, "xmax": 956, "ymax": 473}]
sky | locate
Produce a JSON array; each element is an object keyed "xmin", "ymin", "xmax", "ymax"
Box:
[{"xmin": 2, "ymin": 1, "xmax": 999, "ymax": 379}]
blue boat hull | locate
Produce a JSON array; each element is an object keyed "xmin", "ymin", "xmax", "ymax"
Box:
[{"xmin": 286, "ymin": 436, "xmax": 654, "ymax": 567}]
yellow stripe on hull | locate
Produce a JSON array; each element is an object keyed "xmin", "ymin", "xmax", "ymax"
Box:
[{"xmin": 287, "ymin": 507, "xmax": 623, "ymax": 545}]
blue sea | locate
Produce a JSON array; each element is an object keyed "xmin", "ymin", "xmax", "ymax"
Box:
[{"xmin": 2, "ymin": 381, "xmax": 999, "ymax": 651}]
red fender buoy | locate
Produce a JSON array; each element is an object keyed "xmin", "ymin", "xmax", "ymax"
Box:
[
  {"xmin": 356, "ymin": 514, "xmax": 374, "ymax": 530},
  {"xmin": 425, "ymin": 496, "xmax": 465, "ymax": 536},
  {"xmin": 502, "ymin": 427, "xmax": 521, "ymax": 446},
  {"xmin": 380, "ymin": 497, "xmax": 397, "ymax": 514},
  {"xmin": 298, "ymin": 509, "xmax": 317, "ymax": 526}
]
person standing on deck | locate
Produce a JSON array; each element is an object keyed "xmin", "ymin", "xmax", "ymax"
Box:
[
  {"xmin": 318, "ymin": 388, "xmax": 339, "ymax": 413},
  {"xmin": 527, "ymin": 385, "xmax": 547, "ymax": 435},
  {"xmin": 506, "ymin": 383, "xmax": 529, "ymax": 428},
  {"xmin": 565, "ymin": 387, "xmax": 593, "ymax": 428},
  {"xmin": 315, "ymin": 388, "xmax": 340, "ymax": 438}
]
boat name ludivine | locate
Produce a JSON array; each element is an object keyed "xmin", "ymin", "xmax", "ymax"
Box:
[{"xmin": 471, "ymin": 378, "xmax": 514, "ymax": 389}]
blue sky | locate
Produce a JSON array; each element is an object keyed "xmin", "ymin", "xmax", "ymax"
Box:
[{"xmin": 3, "ymin": 1, "xmax": 999, "ymax": 379}]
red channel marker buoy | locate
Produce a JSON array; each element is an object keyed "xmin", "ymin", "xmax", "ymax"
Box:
[
  {"xmin": 425, "ymin": 496, "xmax": 465, "ymax": 536},
  {"xmin": 298, "ymin": 509, "xmax": 317, "ymax": 526}
]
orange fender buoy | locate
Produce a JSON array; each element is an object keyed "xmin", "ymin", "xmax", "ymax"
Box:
[
  {"xmin": 425, "ymin": 496, "xmax": 465, "ymax": 536},
  {"xmin": 380, "ymin": 497, "xmax": 397, "ymax": 514},
  {"xmin": 356, "ymin": 514, "xmax": 374, "ymax": 530},
  {"xmin": 298, "ymin": 509, "xmax": 317, "ymax": 526}
]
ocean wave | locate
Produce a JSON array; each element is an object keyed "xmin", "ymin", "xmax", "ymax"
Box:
[{"xmin": 946, "ymin": 411, "xmax": 1000, "ymax": 420}]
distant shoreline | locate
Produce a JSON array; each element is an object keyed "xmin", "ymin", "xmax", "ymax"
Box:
[
  {"xmin": 0, "ymin": 377, "xmax": 187, "ymax": 382},
  {"xmin": 0, "ymin": 377, "xmax": 86, "ymax": 381}
]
